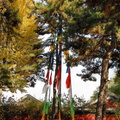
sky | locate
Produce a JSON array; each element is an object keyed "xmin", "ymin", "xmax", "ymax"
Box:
[
  {"xmin": 2, "ymin": 34, "xmax": 116, "ymax": 102},
  {"xmin": 3, "ymin": 61, "xmax": 116, "ymax": 102},
  {"xmin": 25, "ymin": 65, "xmax": 115, "ymax": 101}
]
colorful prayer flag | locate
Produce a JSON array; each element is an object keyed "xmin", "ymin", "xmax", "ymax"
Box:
[
  {"xmin": 41, "ymin": 70, "xmax": 53, "ymax": 120},
  {"xmin": 56, "ymin": 66, "xmax": 61, "ymax": 80},
  {"xmin": 42, "ymin": 82, "xmax": 48, "ymax": 94},
  {"xmin": 56, "ymin": 66, "xmax": 61, "ymax": 89},
  {"xmin": 48, "ymin": 72, "xmax": 52, "ymax": 85},
  {"xmin": 70, "ymin": 99, "xmax": 75, "ymax": 120},
  {"xmin": 66, "ymin": 68, "xmax": 71, "ymax": 89},
  {"xmin": 46, "ymin": 70, "xmax": 50, "ymax": 79},
  {"xmin": 66, "ymin": 67, "xmax": 75, "ymax": 120},
  {"xmin": 42, "ymin": 70, "xmax": 52, "ymax": 94}
]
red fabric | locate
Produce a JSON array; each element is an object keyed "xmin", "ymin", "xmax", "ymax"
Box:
[
  {"xmin": 66, "ymin": 69, "xmax": 71, "ymax": 88},
  {"xmin": 56, "ymin": 66, "xmax": 61, "ymax": 89},
  {"xmin": 106, "ymin": 115, "xmax": 119, "ymax": 120},
  {"xmin": 13, "ymin": 114, "xmax": 119, "ymax": 120},
  {"xmin": 56, "ymin": 79, "xmax": 59, "ymax": 89},
  {"xmin": 74, "ymin": 115, "xmax": 95, "ymax": 120},
  {"xmin": 106, "ymin": 100, "xmax": 118, "ymax": 108},
  {"xmin": 74, "ymin": 114, "xmax": 119, "ymax": 120},
  {"xmin": 56, "ymin": 66, "xmax": 61, "ymax": 80},
  {"xmin": 48, "ymin": 72, "xmax": 52, "ymax": 85},
  {"xmin": 46, "ymin": 70, "xmax": 50, "ymax": 79}
]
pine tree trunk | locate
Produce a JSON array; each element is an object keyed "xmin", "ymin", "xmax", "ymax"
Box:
[
  {"xmin": 95, "ymin": 56, "xmax": 109, "ymax": 120},
  {"xmin": 95, "ymin": 34, "xmax": 116, "ymax": 120}
]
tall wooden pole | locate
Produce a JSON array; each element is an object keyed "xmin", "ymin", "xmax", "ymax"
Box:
[
  {"xmin": 57, "ymin": 40, "xmax": 62, "ymax": 120},
  {"xmin": 52, "ymin": 40, "xmax": 58, "ymax": 119},
  {"xmin": 57, "ymin": 14, "xmax": 62, "ymax": 120},
  {"xmin": 52, "ymin": 18, "xmax": 62, "ymax": 120}
]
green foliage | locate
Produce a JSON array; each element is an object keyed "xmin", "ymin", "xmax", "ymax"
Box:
[
  {"xmin": 0, "ymin": 104, "xmax": 19, "ymax": 120},
  {"xmin": 115, "ymin": 107, "xmax": 120, "ymax": 119},
  {"xmin": 34, "ymin": 2, "xmax": 119, "ymax": 119},
  {"xmin": 66, "ymin": 0, "xmax": 120, "ymax": 83},
  {"xmin": 108, "ymin": 76, "xmax": 120, "ymax": 97},
  {"xmin": 111, "ymin": 63, "xmax": 120, "ymax": 95},
  {"xmin": 0, "ymin": 65, "xmax": 11, "ymax": 87},
  {"xmin": 34, "ymin": 0, "xmax": 120, "ymax": 81},
  {"xmin": 90, "ymin": 87, "xmax": 99, "ymax": 100},
  {"xmin": 0, "ymin": 95, "xmax": 44, "ymax": 120},
  {"xmin": 61, "ymin": 94, "xmax": 88, "ymax": 117}
]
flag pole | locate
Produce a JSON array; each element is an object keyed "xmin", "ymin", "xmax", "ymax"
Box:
[
  {"xmin": 57, "ymin": 13, "xmax": 63, "ymax": 120},
  {"xmin": 41, "ymin": 86, "xmax": 48, "ymax": 120},
  {"xmin": 67, "ymin": 68, "xmax": 75, "ymax": 120},
  {"xmin": 57, "ymin": 40, "xmax": 62, "ymax": 120},
  {"xmin": 69, "ymin": 74, "xmax": 75, "ymax": 120},
  {"xmin": 52, "ymin": 16, "xmax": 62, "ymax": 119},
  {"xmin": 52, "ymin": 38, "xmax": 62, "ymax": 120},
  {"xmin": 41, "ymin": 42, "xmax": 54, "ymax": 120}
]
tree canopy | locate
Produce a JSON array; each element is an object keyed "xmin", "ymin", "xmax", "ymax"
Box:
[
  {"xmin": 34, "ymin": 0, "xmax": 120, "ymax": 119},
  {"xmin": 0, "ymin": 0, "xmax": 120, "ymax": 119},
  {"xmin": 0, "ymin": 0, "xmax": 43, "ymax": 92}
]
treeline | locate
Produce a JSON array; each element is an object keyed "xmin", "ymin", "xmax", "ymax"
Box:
[{"xmin": 0, "ymin": 0, "xmax": 120, "ymax": 120}]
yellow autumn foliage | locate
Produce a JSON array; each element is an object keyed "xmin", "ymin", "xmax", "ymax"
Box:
[
  {"xmin": 12, "ymin": 0, "xmax": 37, "ymax": 39},
  {"xmin": 0, "ymin": 0, "xmax": 43, "ymax": 91}
]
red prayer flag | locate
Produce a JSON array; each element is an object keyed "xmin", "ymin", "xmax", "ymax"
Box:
[
  {"xmin": 46, "ymin": 70, "xmax": 50, "ymax": 79},
  {"xmin": 56, "ymin": 66, "xmax": 61, "ymax": 89},
  {"xmin": 66, "ymin": 69, "xmax": 71, "ymax": 88},
  {"xmin": 56, "ymin": 66, "xmax": 61, "ymax": 80},
  {"xmin": 56, "ymin": 79, "xmax": 59, "ymax": 89},
  {"xmin": 48, "ymin": 72, "xmax": 52, "ymax": 85}
]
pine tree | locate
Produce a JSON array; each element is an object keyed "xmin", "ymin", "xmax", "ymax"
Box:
[
  {"xmin": 34, "ymin": 0, "xmax": 120, "ymax": 119},
  {"xmin": 67, "ymin": 1, "xmax": 120, "ymax": 120},
  {"xmin": 34, "ymin": 0, "xmax": 85, "ymax": 119}
]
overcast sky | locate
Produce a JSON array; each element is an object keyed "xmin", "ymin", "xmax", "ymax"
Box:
[
  {"xmin": 2, "ymin": 33, "xmax": 116, "ymax": 102},
  {"xmin": 3, "ymin": 62, "xmax": 115, "ymax": 102},
  {"xmin": 25, "ymin": 64, "xmax": 115, "ymax": 101}
]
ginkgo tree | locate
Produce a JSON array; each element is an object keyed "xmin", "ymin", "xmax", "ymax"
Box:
[{"xmin": 0, "ymin": 0, "xmax": 43, "ymax": 100}]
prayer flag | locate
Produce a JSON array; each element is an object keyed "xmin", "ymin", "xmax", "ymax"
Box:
[
  {"xmin": 42, "ymin": 70, "xmax": 52, "ymax": 120},
  {"xmin": 66, "ymin": 68, "xmax": 71, "ymax": 89},
  {"xmin": 66, "ymin": 67, "xmax": 75, "ymax": 120},
  {"xmin": 56, "ymin": 66, "xmax": 61, "ymax": 89},
  {"xmin": 70, "ymin": 99, "xmax": 75, "ymax": 120},
  {"xmin": 56, "ymin": 66, "xmax": 61, "ymax": 80},
  {"xmin": 46, "ymin": 70, "xmax": 50, "ymax": 79},
  {"xmin": 48, "ymin": 72, "xmax": 52, "ymax": 85},
  {"xmin": 42, "ymin": 83, "xmax": 48, "ymax": 94}
]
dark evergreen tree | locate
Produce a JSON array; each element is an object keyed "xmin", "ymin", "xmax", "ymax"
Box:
[
  {"xmin": 34, "ymin": 0, "xmax": 120, "ymax": 119},
  {"xmin": 66, "ymin": 1, "xmax": 120, "ymax": 120},
  {"xmin": 34, "ymin": 0, "xmax": 86, "ymax": 119}
]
